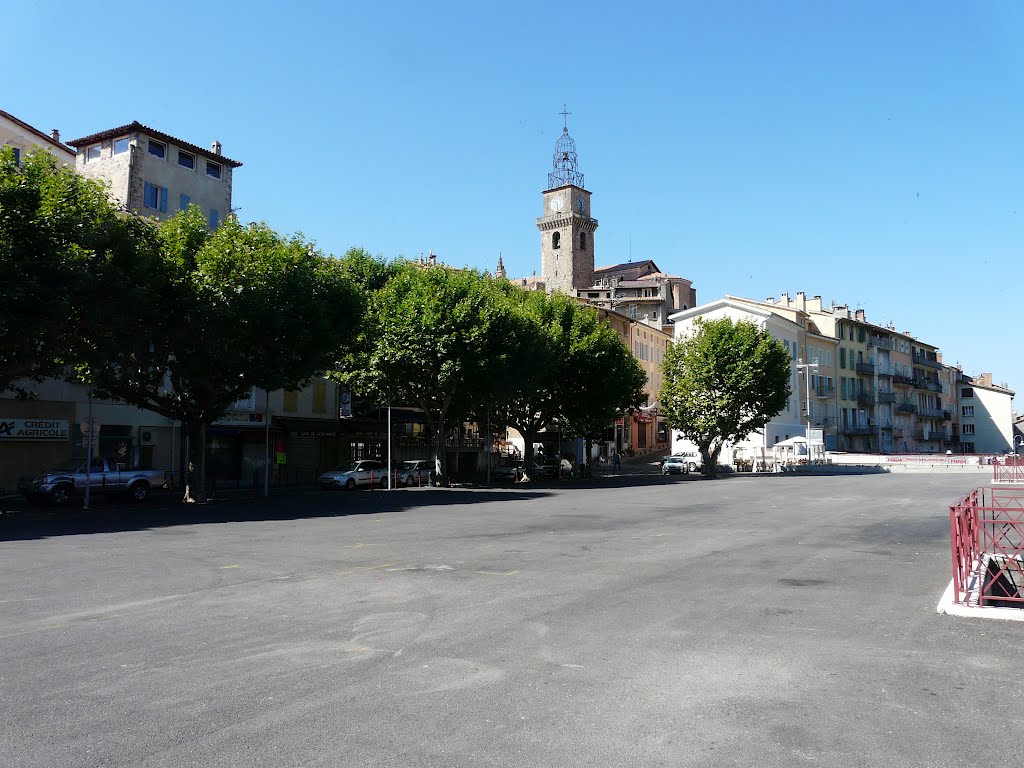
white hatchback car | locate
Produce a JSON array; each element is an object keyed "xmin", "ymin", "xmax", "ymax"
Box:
[{"xmin": 320, "ymin": 459, "xmax": 387, "ymax": 490}]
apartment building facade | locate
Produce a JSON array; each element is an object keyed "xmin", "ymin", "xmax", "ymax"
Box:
[
  {"xmin": 957, "ymin": 373, "xmax": 1014, "ymax": 454},
  {"xmin": 1, "ymin": 108, "xmax": 74, "ymax": 166},
  {"xmin": 67, "ymin": 121, "xmax": 240, "ymax": 228}
]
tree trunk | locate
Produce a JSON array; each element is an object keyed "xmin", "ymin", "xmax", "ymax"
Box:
[{"xmin": 184, "ymin": 421, "xmax": 209, "ymax": 503}]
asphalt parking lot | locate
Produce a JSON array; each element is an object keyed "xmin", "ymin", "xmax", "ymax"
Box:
[{"xmin": 0, "ymin": 473, "xmax": 1019, "ymax": 768}]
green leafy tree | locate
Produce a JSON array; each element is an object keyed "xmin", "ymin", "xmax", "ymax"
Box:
[
  {"xmin": 329, "ymin": 249, "xmax": 403, "ymax": 416},
  {"xmin": 0, "ymin": 147, "xmax": 153, "ymax": 394},
  {"xmin": 81, "ymin": 208, "xmax": 362, "ymax": 502},
  {"xmin": 659, "ymin": 316, "xmax": 790, "ymax": 476},
  {"xmin": 559, "ymin": 309, "xmax": 648, "ymax": 475},
  {"xmin": 355, "ymin": 265, "xmax": 514, "ymax": 485},
  {"xmin": 492, "ymin": 292, "xmax": 646, "ymax": 477}
]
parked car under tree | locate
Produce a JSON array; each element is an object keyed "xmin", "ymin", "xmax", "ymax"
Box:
[{"xmin": 20, "ymin": 457, "xmax": 173, "ymax": 505}]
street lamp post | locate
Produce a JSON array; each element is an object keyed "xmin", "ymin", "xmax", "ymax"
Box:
[{"xmin": 795, "ymin": 358, "xmax": 819, "ymax": 459}]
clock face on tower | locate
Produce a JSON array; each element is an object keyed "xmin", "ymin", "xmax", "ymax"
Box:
[
  {"xmin": 575, "ymin": 196, "xmax": 587, "ymax": 215},
  {"xmin": 549, "ymin": 195, "xmax": 565, "ymax": 213}
]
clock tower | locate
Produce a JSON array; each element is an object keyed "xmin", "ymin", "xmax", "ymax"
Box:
[{"xmin": 537, "ymin": 113, "xmax": 597, "ymax": 295}]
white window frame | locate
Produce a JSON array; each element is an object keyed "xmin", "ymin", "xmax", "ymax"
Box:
[
  {"xmin": 85, "ymin": 144, "xmax": 102, "ymax": 162},
  {"xmin": 148, "ymin": 140, "xmax": 166, "ymax": 159},
  {"xmin": 206, "ymin": 160, "xmax": 222, "ymax": 179},
  {"xmin": 178, "ymin": 151, "xmax": 196, "ymax": 170},
  {"xmin": 113, "ymin": 138, "xmax": 129, "ymax": 155}
]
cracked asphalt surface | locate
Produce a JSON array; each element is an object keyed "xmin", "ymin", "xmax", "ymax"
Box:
[{"xmin": 0, "ymin": 473, "xmax": 1019, "ymax": 767}]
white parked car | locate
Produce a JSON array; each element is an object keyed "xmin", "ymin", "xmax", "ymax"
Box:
[
  {"xmin": 661, "ymin": 455, "xmax": 689, "ymax": 475},
  {"xmin": 676, "ymin": 451, "xmax": 702, "ymax": 473},
  {"xmin": 320, "ymin": 459, "xmax": 387, "ymax": 490}
]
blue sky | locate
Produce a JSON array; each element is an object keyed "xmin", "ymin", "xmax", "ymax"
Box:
[{"xmin": 8, "ymin": 1, "xmax": 1023, "ymax": 400}]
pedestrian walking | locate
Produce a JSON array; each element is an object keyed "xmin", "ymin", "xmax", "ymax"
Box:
[{"xmin": 613, "ymin": 451, "xmax": 621, "ymax": 470}]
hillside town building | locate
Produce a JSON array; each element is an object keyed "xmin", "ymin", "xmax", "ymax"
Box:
[
  {"xmin": 0, "ymin": 108, "xmax": 74, "ymax": 166},
  {"xmin": 67, "ymin": 121, "xmax": 241, "ymax": 228}
]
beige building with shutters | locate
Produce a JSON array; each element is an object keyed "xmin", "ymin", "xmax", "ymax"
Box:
[{"xmin": 66, "ymin": 121, "xmax": 240, "ymax": 228}]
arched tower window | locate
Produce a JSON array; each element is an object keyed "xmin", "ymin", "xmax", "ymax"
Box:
[
  {"xmin": 580, "ymin": 232, "xmax": 587, "ymax": 249},
  {"xmin": 552, "ymin": 231, "xmax": 560, "ymax": 249}
]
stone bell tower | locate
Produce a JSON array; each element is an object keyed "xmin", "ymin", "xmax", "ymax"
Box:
[{"xmin": 537, "ymin": 108, "xmax": 597, "ymax": 295}]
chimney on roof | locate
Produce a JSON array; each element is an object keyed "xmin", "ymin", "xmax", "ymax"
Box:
[
  {"xmin": 428, "ymin": 250, "xmax": 436, "ymax": 266},
  {"xmin": 855, "ymin": 309, "xmax": 866, "ymax": 322},
  {"xmin": 807, "ymin": 295, "xmax": 822, "ymax": 312},
  {"xmin": 978, "ymin": 373, "xmax": 993, "ymax": 387},
  {"xmin": 796, "ymin": 291, "xmax": 806, "ymax": 311},
  {"xmin": 50, "ymin": 129, "xmax": 60, "ymax": 143},
  {"xmin": 211, "ymin": 141, "xmax": 222, "ymax": 155},
  {"xmin": 779, "ymin": 292, "xmax": 789, "ymax": 305}
]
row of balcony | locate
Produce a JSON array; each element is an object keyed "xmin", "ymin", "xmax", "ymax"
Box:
[
  {"xmin": 913, "ymin": 354, "xmax": 943, "ymax": 370},
  {"xmin": 868, "ymin": 335, "xmax": 894, "ymax": 350}
]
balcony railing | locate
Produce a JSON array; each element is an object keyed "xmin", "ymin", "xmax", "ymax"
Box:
[
  {"xmin": 942, "ymin": 409, "xmax": 953, "ymax": 420},
  {"xmin": 919, "ymin": 407, "xmax": 943, "ymax": 419},
  {"xmin": 877, "ymin": 391, "xmax": 897, "ymax": 404},
  {"xmin": 855, "ymin": 362, "xmax": 875, "ymax": 374},
  {"xmin": 868, "ymin": 335, "xmax": 894, "ymax": 350},
  {"xmin": 915, "ymin": 427, "xmax": 942, "ymax": 441},
  {"xmin": 876, "ymin": 366, "xmax": 893, "ymax": 377},
  {"xmin": 841, "ymin": 423, "xmax": 875, "ymax": 436},
  {"xmin": 814, "ymin": 384, "xmax": 835, "ymax": 398},
  {"xmin": 913, "ymin": 355, "xmax": 943, "ymax": 370},
  {"xmin": 857, "ymin": 391, "xmax": 876, "ymax": 406},
  {"xmin": 895, "ymin": 401, "xmax": 917, "ymax": 414},
  {"xmin": 893, "ymin": 374, "xmax": 915, "ymax": 387}
]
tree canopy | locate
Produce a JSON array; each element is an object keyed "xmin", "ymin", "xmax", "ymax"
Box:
[
  {"xmin": 81, "ymin": 208, "xmax": 362, "ymax": 501},
  {"xmin": 0, "ymin": 147, "xmax": 153, "ymax": 395},
  {"xmin": 659, "ymin": 316, "xmax": 791, "ymax": 475}
]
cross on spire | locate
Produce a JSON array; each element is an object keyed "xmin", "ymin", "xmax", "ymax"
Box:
[{"xmin": 559, "ymin": 103, "xmax": 571, "ymax": 132}]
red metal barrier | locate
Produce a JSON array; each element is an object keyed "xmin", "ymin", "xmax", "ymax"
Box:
[
  {"xmin": 949, "ymin": 487, "xmax": 1024, "ymax": 608},
  {"xmin": 993, "ymin": 459, "xmax": 1024, "ymax": 484}
]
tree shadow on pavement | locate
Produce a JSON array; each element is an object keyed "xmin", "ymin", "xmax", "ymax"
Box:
[{"xmin": 0, "ymin": 487, "xmax": 554, "ymax": 542}]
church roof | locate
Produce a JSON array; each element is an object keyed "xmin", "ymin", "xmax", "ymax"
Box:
[{"xmin": 594, "ymin": 259, "xmax": 660, "ymax": 275}]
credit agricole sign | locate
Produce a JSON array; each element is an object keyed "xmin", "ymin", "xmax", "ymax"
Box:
[{"xmin": 0, "ymin": 419, "xmax": 70, "ymax": 441}]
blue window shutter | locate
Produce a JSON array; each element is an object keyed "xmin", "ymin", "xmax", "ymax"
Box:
[
  {"xmin": 179, "ymin": 194, "xmax": 190, "ymax": 211},
  {"xmin": 209, "ymin": 209, "xmax": 219, "ymax": 228},
  {"xmin": 159, "ymin": 187, "xmax": 168, "ymax": 213},
  {"xmin": 12, "ymin": 147, "xmax": 20, "ymax": 165},
  {"xmin": 144, "ymin": 182, "xmax": 156, "ymax": 209}
]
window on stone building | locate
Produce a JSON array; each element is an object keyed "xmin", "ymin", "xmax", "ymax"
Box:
[
  {"xmin": 962, "ymin": 424, "xmax": 975, "ymax": 435},
  {"xmin": 208, "ymin": 209, "xmax": 219, "ymax": 229},
  {"xmin": 206, "ymin": 161, "xmax": 222, "ymax": 179},
  {"xmin": 143, "ymin": 182, "xmax": 168, "ymax": 212},
  {"xmin": 960, "ymin": 387, "xmax": 974, "ymax": 399},
  {"xmin": 178, "ymin": 151, "xmax": 195, "ymax": 170},
  {"xmin": 962, "ymin": 405, "xmax": 974, "ymax": 417},
  {"xmin": 11, "ymin": 147, "xmax": 20, "ymax": 165},
  {"xmin": 552, "ymin": 231, "xmax": 560, "ymax": 249},
  {"xmin": 179, "ymin": 194, "xmax": 190, "ymax": 211},
  {"xmin": 580, "ymin": 232, "xmax": 586, "ymax": 249},
  {"xmin": 283, "ymin": 390, "xmax": 299, "ymax": 412},
  {"xmin": 113, "ymin": 138, "xmax": 129, "ymax": 155},
  {"xmin": 86, "ymin": 144, "xmax": 102, "ymax": 162},
  {"xmin": 148, "ymin": 140, "xmax": 166, "ymax": 159}
]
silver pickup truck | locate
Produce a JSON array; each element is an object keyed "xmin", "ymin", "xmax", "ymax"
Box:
[{"xmin": 20, "ymin": 457, "xmax": 173, "ymax": 505}]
